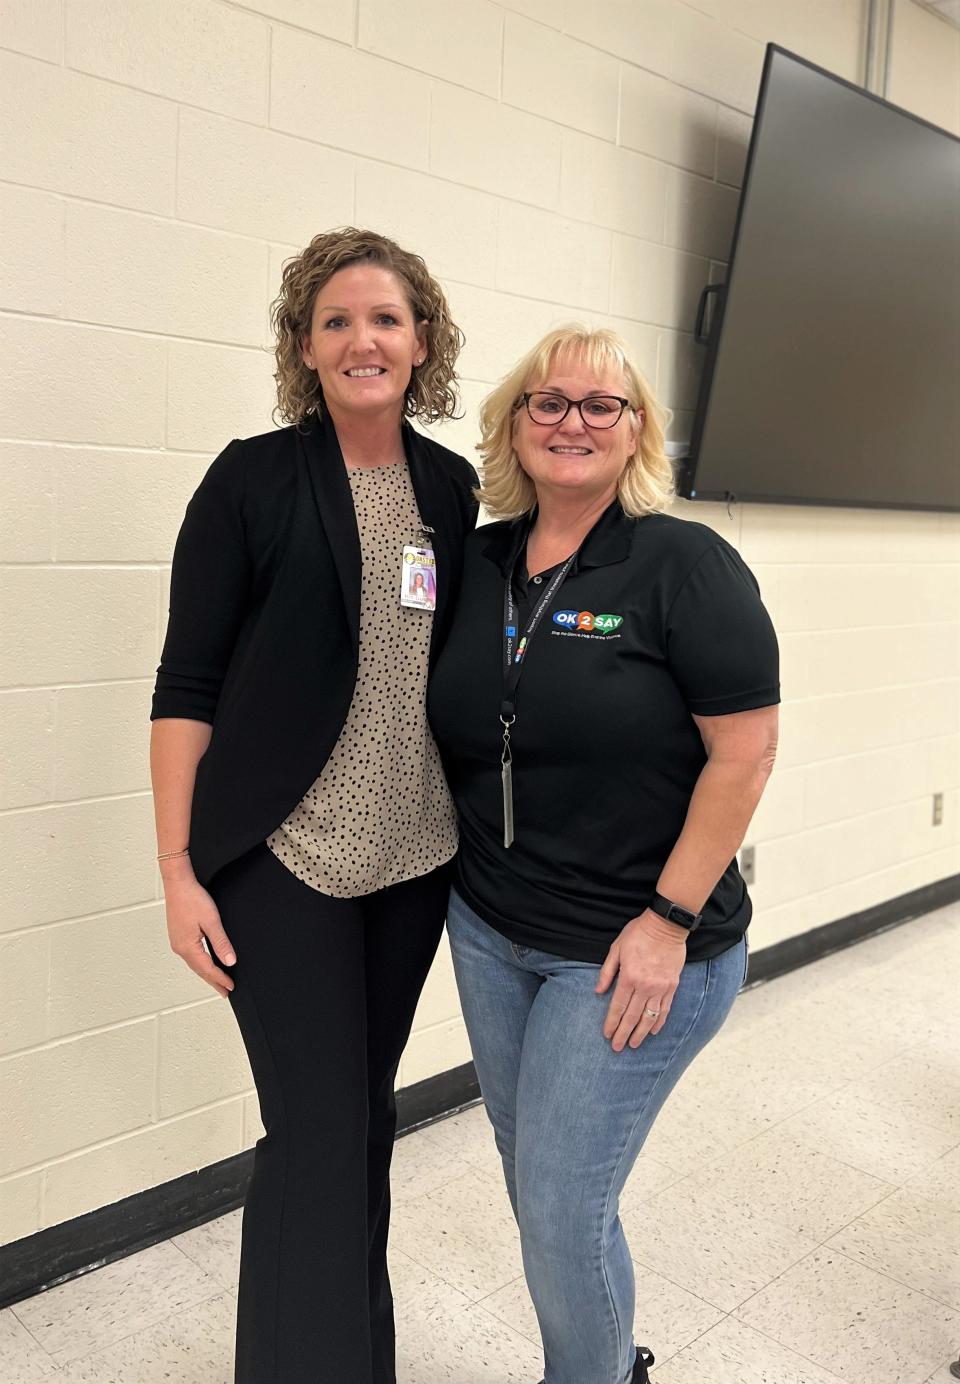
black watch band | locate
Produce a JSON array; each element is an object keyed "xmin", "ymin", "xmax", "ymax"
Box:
[{"xmin": 649, "ymin": 892, "xmax": 703, "ymax": 932}]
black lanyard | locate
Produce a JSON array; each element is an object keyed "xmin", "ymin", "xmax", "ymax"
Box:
[{"xmin": 498, "ymin": 548, "xmax": 578, "ymax": 848}]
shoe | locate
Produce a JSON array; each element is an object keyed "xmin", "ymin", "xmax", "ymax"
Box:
[
  {"xmin": 632, "ymin": 1346, "xmax": 656, "ymax": 1382},
  {"xmin": 534, "ymin": 1346, "xmax": 655, "ymax": 1384}
]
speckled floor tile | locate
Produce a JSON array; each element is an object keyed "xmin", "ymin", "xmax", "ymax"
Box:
[
  {"xmin": 848, "ymin": 1051, "xmax": 960, "ymax": 1138},
  {"xmin": 906, "ymin": 1145, "xmax": 960, "ymax": 1213},
  {"xmin": 397, "ymin": 1300, "xmax": 542, "ymax": 1382},
  {"xmin": 392, "ymin": 1120, "xmax": 477, "ymax": 1205},
  {"xmin": 874, "ymin": 963, "xmax": 960, "ymax": 1018},
  {"xmin": 619, "ymin": 1148, "xmax": 685, "ymax": 1209},
  {"xmin": 478, "ymin": 1260, "xmax": 724, "ymax": 1364},
  {"xmin": 415, "ymin": 1103, "xmax": 504, "ymax": 1180},
  {"xmin": 56, "ymin": 1290, "xmax": 235, "ymax": 1383},
  {"xmin": 651, "ymin": 1314, "xmax": 847, "ymax": 1384},
  {"xmin": 774, "ymin": 1089, "xmax": 956, "ymax": 1185},
  {"xmin": 923, "ymin": 1357, "xmax": 960, "ymax": 1383},
  {"xmin": 803, "ymin": 944, "xmax": 959, "ymax": 1036},
  {"xmin": 472, "ymin": 1274, "xmax": 538, "ymax": 1344},
  {"xmin": 0, "ymin": 1308, "xmax": 59, "ymax": 1381},
  {"xmin": 822, "ymin": 923, "xmax": 959, "ymax": 992},
  {"xmin": 388, "ymin": 1246, "xmax": 473, "ymax": 1324},
  {"xmin": 11, "ymin": 1240, "xmax": 221, "ymax": 1364},
  {"xmin": 911, "ymin": 1021, "xmax": 960, "ymax": 1063},
  {"xmin": 826, "ymin": 1188, "xmax": 960, "ymax": 1311},
  {"xmin": 638, "ymin": 1083, "xmax": 774, "ymax": 1175},
  {"xmin": 726, "ymin": 984, "xmax": 911, "ymax": 1083},
  {"xmin": 173, "ymin": 1208, "xmax": 242, "ymax": 1290},
  {"xmin": 390, "ymin": 1166, "xmax": 523, "ymax": 1302},
  {"xmin": 626, "ymin": 1181, "xmax": 818, "ymax": 1312},
  {"xmin": 669, "ymin": 1057, "xmax": 829, "ymax": 1134},
  {"xmin": 10, "ymin": 909, "xmax": 958, "ymax": 1384},
  {"xmin": 690, "ymin": 1124, "xmax": 895, "ymax": 1241},
  {"xmin": 637, "ymin": 1118, "xmax": 730, "ymax": 1176},
  {"xmin": 724, "ymin": 917, "xmax": 959, "ymax": 1084},
  {"xmin": 627, "ymin": 1264, "xmax": 728, "ymax": 1364},
  {"xmin": 735, "ymin": 1248, "xmax": 960, "ymax": 1384},
  {"xmin": 730, "ymin": 908, "xmax": 958, "ymax": 1047},
  {"xmin": 727, "ymin": 940, "xmax": 883, "ymax": 1021},
  {"xmin": 681, "ymin": 1036, "xmax": 850, "ymax": 1132}
]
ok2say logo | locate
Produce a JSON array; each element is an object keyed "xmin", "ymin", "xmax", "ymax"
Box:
[{"xmin": 553, "ymin": 609, "xmax": 624, "ymax": 634}]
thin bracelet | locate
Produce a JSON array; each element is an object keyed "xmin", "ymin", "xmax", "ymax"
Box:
[{"xmin": 157, "ymin": 847, "xmax": 190, "ymax": 861}]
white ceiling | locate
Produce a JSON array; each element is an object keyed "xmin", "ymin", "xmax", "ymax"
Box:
[{"xmin": 913, "ymin": 0, "xmax": 960, "ymax": 29}]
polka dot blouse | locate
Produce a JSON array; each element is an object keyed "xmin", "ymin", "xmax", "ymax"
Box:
[{"xmin": 267, "ymin": 462, "xmax": 458, "ymax": 897}]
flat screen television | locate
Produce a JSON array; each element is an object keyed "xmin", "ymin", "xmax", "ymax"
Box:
[{"xmin": 678, "ymin": 45, "xmax": 960, "ymax": 513}]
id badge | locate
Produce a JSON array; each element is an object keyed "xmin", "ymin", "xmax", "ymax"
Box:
[{"xmin": 400, "ymin": 545, "xmax": 437, "ymax": 611}]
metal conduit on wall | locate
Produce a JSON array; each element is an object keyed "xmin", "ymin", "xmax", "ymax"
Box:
[{"xmin": 864, "ymin": 0, "xmax": 896, "ymax": 94}]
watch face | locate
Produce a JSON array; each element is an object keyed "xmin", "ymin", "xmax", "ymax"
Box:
[
  {"xmin": 651, "ymin": 893, "xmax": 699, "ymax": 929},
  {"xmin": 668, "ymin": 905, "xmax": 696, "ymax": 927}
]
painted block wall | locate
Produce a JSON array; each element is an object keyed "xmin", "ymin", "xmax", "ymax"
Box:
[{"xmin": 0, "ymin": 0, "xmax": 957, "ymax": 1243}]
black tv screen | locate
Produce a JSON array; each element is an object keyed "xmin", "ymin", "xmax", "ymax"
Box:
[{"xmin": 679, "ymin": 45, "xmax": 960, "ymax": 513}]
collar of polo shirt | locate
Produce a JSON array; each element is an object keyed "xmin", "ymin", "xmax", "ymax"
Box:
[{"xmin": 482, "ymin": 498, "xmax": 637, "ymax": 577}]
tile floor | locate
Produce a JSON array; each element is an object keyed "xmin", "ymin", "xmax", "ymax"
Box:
[{"xmin": 3, "ymin": 903, "xmax": 958, "ymax": 1383}]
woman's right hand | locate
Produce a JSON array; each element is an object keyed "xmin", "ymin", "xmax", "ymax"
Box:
[{"xmin": 162, "ymin": 864, "xmax": 237, "ymax": 997}]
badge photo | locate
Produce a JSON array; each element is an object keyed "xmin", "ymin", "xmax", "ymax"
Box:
[{"xmin": 400, "ymin": 545, "xmax": 437, "ymax": 611}]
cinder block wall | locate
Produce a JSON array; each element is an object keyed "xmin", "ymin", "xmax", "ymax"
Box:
[{"xmin": 1, "ymin": 0, "xmax": 958, "ymax": 1244}]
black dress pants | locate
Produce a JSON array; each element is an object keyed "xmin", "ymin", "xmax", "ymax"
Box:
[{"xmin": 211, "ymin": 844, "xmax": 449, "ymax": 1384}]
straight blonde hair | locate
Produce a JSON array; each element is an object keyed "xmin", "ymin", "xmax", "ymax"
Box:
[{"xmin": 476, "ymin": 326, "xmax": 674, "ymax": 519}]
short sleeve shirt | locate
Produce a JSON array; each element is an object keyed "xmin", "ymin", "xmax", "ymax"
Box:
[
  {"xmin": 427, "ymin": 502, "xmax": 780, "ymax": 963},
  {"xmin": 268, "ymin": 463, "xmax": 458, "ymax": 897}
]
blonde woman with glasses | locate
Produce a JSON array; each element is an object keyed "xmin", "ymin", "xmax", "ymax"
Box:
[{"xmin": 428, "ymin": 326, "xmax": 779, "ymax": 1384}]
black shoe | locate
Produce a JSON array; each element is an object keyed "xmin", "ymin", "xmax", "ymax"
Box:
[
  {"xmin": 534, "ymin": 1345, "xmax": 655, "ymax": 1384},
  {"xmin": 632, "ymin": 1346, "xmax": 656, "ymax": 1382}
]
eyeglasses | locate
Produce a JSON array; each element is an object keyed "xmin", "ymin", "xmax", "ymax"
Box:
[{"xmin": 521, "ymin": 391, "xmax": 632, "ymax": 430}]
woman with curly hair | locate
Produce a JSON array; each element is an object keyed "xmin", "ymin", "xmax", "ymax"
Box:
[
  {"xmin": 150, "ymin": 228, "xmax": 476, "ymax": 1384},
  {"xmin": 429, "ymin": 326, "xmax": 779, "ymax": 1384}
]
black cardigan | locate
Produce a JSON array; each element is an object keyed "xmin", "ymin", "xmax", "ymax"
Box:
[{"xmin": 151, "ymin": 411, "xmax": 479, "ymax": 886}]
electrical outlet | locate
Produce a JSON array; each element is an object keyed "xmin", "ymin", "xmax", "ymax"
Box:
[
  {"xmin": 933, "ymin": 792, "xmax": 944, "ymax": 826},
  {"xmin": 740, "ymin": 844, "xmax": 756, "ymax": 884}
]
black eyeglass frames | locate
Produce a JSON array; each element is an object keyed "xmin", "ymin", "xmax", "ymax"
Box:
[{"xmin": 521, "ymin": 392, "xmax": 633, "ymax": 429}]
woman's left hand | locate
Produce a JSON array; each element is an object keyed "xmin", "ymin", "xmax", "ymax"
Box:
[{"xmin": 595, "ymin": 910, "xmax": 688, "ymax": 1051}]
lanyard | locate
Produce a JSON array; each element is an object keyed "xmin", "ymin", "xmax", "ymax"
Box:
[{"xmin": 499, "ymin": 547, "xmax": 578, "ymax": 848}]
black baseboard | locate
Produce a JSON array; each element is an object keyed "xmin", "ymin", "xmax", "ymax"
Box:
[
  {"xmin": 2, "ymin": 875, "xmax": 956, "ymax": 1311},
  {"xmin": 0, "ymin": 1062, "xmax": 481, "ymax": 1311},
  {"xmin": 741, "ymin": 872, "xmax": 960, "ymax": 987}
]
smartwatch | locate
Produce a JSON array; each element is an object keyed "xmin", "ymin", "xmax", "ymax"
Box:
[{"xmin": 648, "ymin": 892, "xmax": 703, "ymax": 933}]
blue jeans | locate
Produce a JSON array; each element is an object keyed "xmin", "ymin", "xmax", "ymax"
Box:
[{"xmin": 446, "ymin": 888, "xmax": 748, "ymax": 1384}]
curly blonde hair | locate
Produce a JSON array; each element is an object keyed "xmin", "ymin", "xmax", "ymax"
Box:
[
  {"xmin": 271, "ymin": 227, "xmax": 463, "ymax": 426},
  {"xmin": 476, "ymin": 326, "xmax": 674, "ymax": 519}
]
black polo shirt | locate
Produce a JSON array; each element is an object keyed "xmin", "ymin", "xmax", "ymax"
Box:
[{"xmin": 428, "ymin": 501, "xmax": 780, "ymax": 965}]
